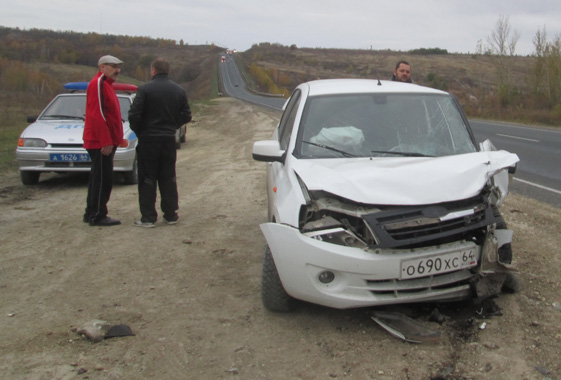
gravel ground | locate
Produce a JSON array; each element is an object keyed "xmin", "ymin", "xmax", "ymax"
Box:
[{"xmin": 1, "ymin": 98, "xmax": 560, "ymax": 380}]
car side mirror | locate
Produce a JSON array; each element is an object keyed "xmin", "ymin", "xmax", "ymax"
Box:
[
  {"xmin": 26, "ymin": 116, "xmax": 38, "ymax": 123},
  {"xmin": 479, "ymin": 139, "xmax": 496, "ymax": 152},
  {"xmin": 252, "ymin": 140, "xmax": 285, "ymax": 163}
]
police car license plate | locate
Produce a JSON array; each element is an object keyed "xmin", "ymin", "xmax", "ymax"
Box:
[{"xmin": 49, "ymin": 153, "xmax": 91, "ymax": 162}]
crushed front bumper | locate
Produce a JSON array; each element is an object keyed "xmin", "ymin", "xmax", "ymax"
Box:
[{"xmin": 261, "ymin": 223, "xmax": 514, "ymax": 309}]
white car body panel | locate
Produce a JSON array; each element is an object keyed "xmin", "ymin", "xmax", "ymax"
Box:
[
  {"xmin": 16, "ymin": 117, "xmax": 137, "ymax": 172},
  {"xmin": 291, "ymin": 150, "xmax": 519, "ymax": 206},
  {"xmin": 261, "ymin": 223, "xmax": 479, "ymax": 309}
]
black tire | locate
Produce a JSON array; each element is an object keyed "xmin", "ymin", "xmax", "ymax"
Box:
[
  {"xmin": 261, "ymin": 246, "xmax": 297, "ymax": 312},
  {"xmin": 123, "ymin": 156, "xmax": 138, "ymax": 185},
  {"xmin": 20, "ymin": 171, "xmax": 40, "ymax": 185}
]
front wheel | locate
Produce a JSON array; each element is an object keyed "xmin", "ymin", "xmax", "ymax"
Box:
[
  {"xmin": 122, "ymin": 156, "xmax": 138, "ymax": 185},
  {"xmin": 261, "ymin": 246, "xmax": 297, "ymax": 312},
  {"xmin": 20, "ymin": 171, "xmax": 40, "ymax": 185}
]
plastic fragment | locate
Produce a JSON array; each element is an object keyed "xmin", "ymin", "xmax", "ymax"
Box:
[{"xmin": 371, "ymin": 312, "xmax": 441, "ymax": 343}]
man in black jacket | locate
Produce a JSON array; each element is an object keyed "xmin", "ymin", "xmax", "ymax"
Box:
[{"xmin": 129, "ymin": 58, "xmax": 192, "ymax": 227}]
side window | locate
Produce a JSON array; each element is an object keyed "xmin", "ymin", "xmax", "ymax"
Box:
[
  {"xmin": 278, "ymin": 90, "xmax": 301, "ymax": 151},
  {"xmin": 118, "ymin": 97, "xmax": 131, "ymax": 121}
]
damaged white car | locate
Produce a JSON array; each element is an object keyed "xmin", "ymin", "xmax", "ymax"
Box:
[{"xmin": 252, "ymin": 79, "xmax": 519, "ymax": 312}]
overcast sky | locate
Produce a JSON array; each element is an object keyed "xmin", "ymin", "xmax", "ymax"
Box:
[{"xmin": 2, "ymin": 0, "xmax": 561, "ymax": 55}]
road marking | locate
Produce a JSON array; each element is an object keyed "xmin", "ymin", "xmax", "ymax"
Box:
[
  {"xmin": 497, "ymin": 134, "xmax": 540, "ymax": 142},
  {"xmin": 514, "ymin": 178, "xmax": 561, "ymax": 195}
]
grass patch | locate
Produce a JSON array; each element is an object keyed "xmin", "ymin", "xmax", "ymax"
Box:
[
  {"xmin": 209, "ymin": 63, "xmax": 220, "ymax": 98},
  {"xmin": 0, "ymin": 120, "xmax": 26, "ymax": 175}
]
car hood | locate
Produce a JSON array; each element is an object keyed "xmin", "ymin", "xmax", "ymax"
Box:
[
  {"xmin": 20, "ymin": 120, "xmax": 129, "ymax": 144},
  {"xmin": 292, "ymin": 150, "xmax": 519, "ymax": 205}
]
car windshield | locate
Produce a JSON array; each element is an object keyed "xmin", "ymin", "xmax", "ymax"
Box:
[
  {"xmin": 295, "ymin": 93, "xmax": 477, "ymax": 158},
  {"xmin": 40, "ymin": 94, "xmax": 131, "ymax": 121}
]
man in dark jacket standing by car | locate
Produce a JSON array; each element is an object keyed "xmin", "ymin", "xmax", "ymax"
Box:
[{"xmin": 129, "ymin": 58, "xmax": 192, "ymax": 227}]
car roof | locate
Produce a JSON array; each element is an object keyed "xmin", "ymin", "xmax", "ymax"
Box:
[
  {"xmin": 302, "ymin": 79, "xmax": 448, "ymax": 97},
  {"xmin": 54, "ymin": 92, "xmax": 134, "ymax": 100}
]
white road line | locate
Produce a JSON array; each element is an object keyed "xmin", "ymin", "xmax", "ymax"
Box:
[
  {"xmin": 514, "ymin": 178, "xmax": 561, "ymax": 195},
  {"xmin": 496, "ymin": 134, "xmax": 540, "ymax": 142}
]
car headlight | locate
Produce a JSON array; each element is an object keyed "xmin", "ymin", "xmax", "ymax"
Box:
[
  {"xmin": 304, "ymin": 227, "xmax": 368, "ymax": 249},
  {"xmin": 18, "ymin": 138, "xmax": 47, "ymax": 148}
]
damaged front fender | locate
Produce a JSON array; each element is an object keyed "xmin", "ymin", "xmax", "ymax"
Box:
[{"xmin": 472, "ymin": 229, "xmax": 517, "ymax": 298}]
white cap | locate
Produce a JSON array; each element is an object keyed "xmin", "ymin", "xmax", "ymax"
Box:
[{"xmin": 98, "ymin": 55, "xmax": 123, "ymax": 66}]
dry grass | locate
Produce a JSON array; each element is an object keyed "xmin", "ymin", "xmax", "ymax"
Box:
[{"xmin": 239, "ymin": 46, "xmax": 546, "ymax": 125}]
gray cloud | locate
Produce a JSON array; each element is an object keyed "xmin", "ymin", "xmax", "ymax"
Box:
[{"xmin": 2, "ymin": 0, "xmax": 560, "ymax": 54}]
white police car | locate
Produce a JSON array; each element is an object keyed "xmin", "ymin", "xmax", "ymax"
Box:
[
  {"xmin": 16, "ymin": 82, "xmax": 138, "ymax": 185},
  {"xmin": 253, "ymin": 79, "xmax": 519, "ymax": 312}
]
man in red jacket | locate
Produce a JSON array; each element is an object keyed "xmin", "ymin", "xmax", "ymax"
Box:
[{"xmin": 83, "ymin": 55, "xmax": 124, "ymax": 226}]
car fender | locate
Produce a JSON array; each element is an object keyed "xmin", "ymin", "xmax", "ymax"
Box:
[{"xmin": 268, "ymin": 158, "xmax": 306, "ymax": 227}]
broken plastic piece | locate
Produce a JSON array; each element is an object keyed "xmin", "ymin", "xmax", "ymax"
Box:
[
  {"xmin": 77, "ymin": 319, "xmax": 111, "ymax": 342},
  {"xmin": 371, "ymin": 312, "xmax": 441, "ymax": 343},
  {"xmin": 105, "ymin": 324, "xmax": 135, "ymax": 339}
]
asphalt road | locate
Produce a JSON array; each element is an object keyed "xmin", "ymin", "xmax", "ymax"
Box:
[
  {"xmin": 470, "ymin": 120, "xmax": 561, "ymax": 208},
  {"xmin": 220, "ymin": 54, "xmax": 561, "ymax": 208},
  {"xmin": 219, "ymin": 55, "xmax": 286, "ymax": 110}
]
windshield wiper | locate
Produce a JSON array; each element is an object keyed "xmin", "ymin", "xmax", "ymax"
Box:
[
  {"xmin": 302, "ymin": 140, "xmax": 357, "ymax": 157},
  {"xmin": 42, "ymin": 114, "xmax": 85, "ymax": 120},
  {"xmin": 370, "ymin": 150, "xmax": 434, "ymax": 157}
]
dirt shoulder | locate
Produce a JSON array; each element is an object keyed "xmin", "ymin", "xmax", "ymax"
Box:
[{"xmin": 1, "ymin": 98, "xmax": 560, "ymax": 380}]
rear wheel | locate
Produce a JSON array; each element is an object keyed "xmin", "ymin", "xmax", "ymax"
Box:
[
  {"xmin": 20, "ymin": 171, "xmax": 40, "ymax": 185},
  {"xmin": 261, "ymin": 246, "xmax": 297, "ymax": 312},
  {"xmin": 123, "ymin": 156, "xmax": 138, "ymax": 185}
]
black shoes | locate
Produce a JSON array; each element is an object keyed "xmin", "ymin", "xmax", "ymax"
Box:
[{"xmin": 89, "ymin": 217, "xmax": 121, "ymax": 227}]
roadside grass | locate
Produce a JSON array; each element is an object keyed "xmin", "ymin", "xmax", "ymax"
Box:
[
  {"xmin": 0, "ymin": 121, "xmax": 25, "ymax": 175},
  {"xmin": 209, "ymin": 63, "xmax": 220, "ymax": 98}
]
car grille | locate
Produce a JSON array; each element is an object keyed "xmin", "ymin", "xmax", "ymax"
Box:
[
  {"xmin": 363, "ymin": 196, "xmax": 496, "ymax": 249},
  {"xmin": 50, "ymin": 144, "xmax": 84, "ymax": 148},
  {"xmin": 46, "ymin": 162, "xmax": 92, "ymax": 168},
  {"xmin": 365, "ymin": 270, "xmax": 473, "ymax": 300}
]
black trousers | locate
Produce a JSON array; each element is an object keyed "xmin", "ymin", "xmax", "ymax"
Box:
[
  {"xmin": 84, "ymin": 148, "xmax": 115, "ymax": 223},
  {"xmin": 137, "ymin": 137, "xmax": 178, "ymax": 223}
]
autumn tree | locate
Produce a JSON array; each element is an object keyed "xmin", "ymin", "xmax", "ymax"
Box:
[
  {"xmin": 531, "ymin": 26, "xmax": 561, "ymax": 112},
  {"xmin": 486, "ymin": 15, "xmax": 520, "ymax": 108}
]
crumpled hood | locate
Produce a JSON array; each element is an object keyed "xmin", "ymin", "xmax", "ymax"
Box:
[{"xmin": 292, "ymin": 151, "xmax": 519, "ymax": 205}]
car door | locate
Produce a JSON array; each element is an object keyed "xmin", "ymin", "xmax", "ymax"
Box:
[{"xmin": 267, "ymin": 89, "xmax": 302, "ymax": 222}]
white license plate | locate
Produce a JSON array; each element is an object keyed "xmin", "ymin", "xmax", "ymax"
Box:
[{"xmin": 400, "ymin": 249, "xmax": 477, "ymax": 280}]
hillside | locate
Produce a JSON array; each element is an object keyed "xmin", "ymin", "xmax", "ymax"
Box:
[
  {"xmin": 0, "ymin": 27, "xmax": 223, "ymax": 126},
  {"xmin": 237, "ymin": 43, "xmax": 548, "ymax": 124},
  {"xmin": 1, "ymin": 27, "xmax": 560, "ymax": 135}
]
